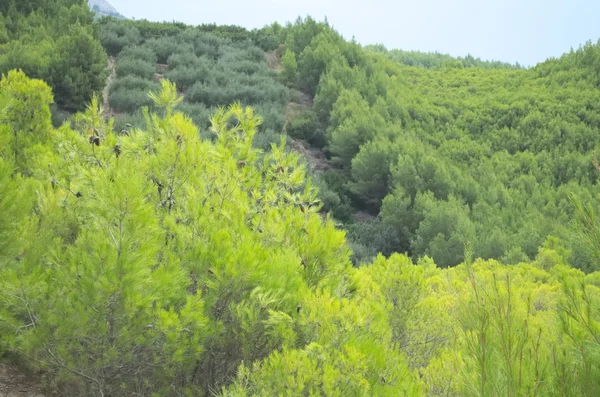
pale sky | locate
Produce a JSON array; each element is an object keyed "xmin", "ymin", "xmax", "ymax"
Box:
[{"xmin": 110, "ymin": 0, "xmax": 600, "ymax": 67}]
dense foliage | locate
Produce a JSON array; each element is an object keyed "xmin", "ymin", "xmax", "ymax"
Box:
[
  {"xmin": 3, "ymin": 3, "xmax": 600, "ymax": 395},
  {"xmin": 0, "ymin": 73, "xmax": 599, "ymax": 397}
]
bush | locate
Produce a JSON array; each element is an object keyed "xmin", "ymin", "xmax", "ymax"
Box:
[
  {"xmin": 186, "ymin": 80, "xmax": 284, "ymax": 108},
  {"xmin": 185, "ymin": 82, "xmax": 223, "ymax": 106},
  {"xmin": 261, "ymin": 81, "xmax": 289, "ymax": 106},
  {"xmin": 100, "ymin": 22, "xmax": 141, "ymax": 56},
  {"xmin": 109, "ymin": 86, "xmax": 157, "ymax": 113},
  {"xmin": 314, "ymin": 178, "xmax": 342, "ymax": 213},
  {"xmin": 49, "ymin": 25, "xmax": 109, "ymax": 112},
  {"xmin": 146, "ymin": 37, "xmax": 193, "ymax": 64},
  {"xmin": 50, "ymin": 103, "xmax": 71, "ymax": 128},
  {"xmin": 253, "ymin": 129, "xmax": 283, "ymax": 150},
  {"xmin": 167, "ymin": 52, "xmax": 200, "ymax": 69},
  {"xmin": 165, "ymin": 66, "xmax": 207, "ymax": 92},
  {"xmin": 228, "ymin": 43, "xmax": 266, "ymax": 63},
  {"xmin": 177, "ymin": 102, "xmax": 213, "ymax": 131},
  {"xmin": 119, "ymin": 46, "xmax": 158, "ymax": 64},
  {"xmin": 116, "ymin": 56, "xmax": 156, "ymax": 79},
  {"xmin": 251, "ymin": 28, "xmax": 281, "ymax": 52},
  {"xmin": 112, "ymin": 111, "xmax": 147, "ymax": 132},
  {"xmin": 286, "ymin": 110, "xmax": 317, "ymax": 142},
  {"xmin": 229, "ymin": 59, "xmax": 263, "ymax": 75},
  {"xmin": 254, "ymin": 103, "xmax": 286, "ymax": 133},
  {"xmin": 111, "ymin": 75, "xmax": 159, "ymax": 92},
  {"xmin": 193, "ymin": 33, "xmax": 226, "ymax": 59},
  {"xmin": 347, "ymin": 219, "xmax": 403, "ymax": 259}
]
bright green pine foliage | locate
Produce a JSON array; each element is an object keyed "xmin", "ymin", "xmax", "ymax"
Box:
[
  {"xmin": 0, "ymin": 73, "xmax": 421, "ymax": 395},
  {"xmin": 357, "ymin": 252, "xmax": 600, "ymax": 397},
  {"xmin": 0, "ymin": 69, "xmax": 54, "ymax": 173},
  {"xmin": 222, "ymin": 242, "xmax": 600, "ymax": 396}
]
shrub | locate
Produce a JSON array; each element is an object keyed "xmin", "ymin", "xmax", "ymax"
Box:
[
  {"xmin": 165, "ymin": 66, "xmax": 207, "ymax": 92},
  {"xmin": 254, "ymin": 103, "xmax": 286, "ymax": 133},
  {"xmin": 167, "ymin": 52, "xmax": 200, "ymax": 69},
  {"xmin": 286, "ymin": 110, "xmax": 318, "ymax": 142},
  {"xmin": 116, "ymin": 56, "xmax": 156, "ymax": 79},
  {"xmin": 347, "ymin": 219, "xmax": 403, "ymax": 259},
  {"xmin": 112, "ymin": 111, "xmax": 147, "ymax": 132},
  {"xmin": 229, "ymin": 59, "xmax": 262, "ymax": 75},
  {"xmin": 109, "ymin": 86, "xmax": 156, "ymax": 113},
  {"xmin": 228, "ymin": 43, "xmax": 265, "ymax": 63},
  {"xmin": 100, "ymin": 22, "xmax": 141, "ymax": 56},
  {"xmin": 50, "ymin": 103, "xmax": 71, "ymax": 127},
  {"xmin": 253, "ymin": 129, "xmax": 283, "ymax": 150},
  {"xmin": 146, "ymin": 37, "xmax": 193, "ymax": 64},
  {"xmin": 193, "ymin": 33, "xmax": 225, "ymax": 59},
  {"xmin": 251, "ymin": 28, "xmax": 281, "ymax": 52},
  {"xmin": 111, "ymin": 75, "xmax": 159, "ymax": 92},
  {"xmin": 177, "ymin": 102, "xmax": 213, "ymax": 131},
  {"xmin": 119, "ymin": 46, "xmax": 158, "ymax": 64},
  {"xmin": 185, "ymin": 82, "xmax": 222, "ymax": 106}
]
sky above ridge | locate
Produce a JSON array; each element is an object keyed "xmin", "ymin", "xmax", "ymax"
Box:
[{"xmin": 110, "ymin": 0, "xmax": 600, "ymax": 67}]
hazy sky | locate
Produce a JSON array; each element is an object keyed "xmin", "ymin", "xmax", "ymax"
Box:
[{"xmin": 110, "ymin": 0, "xmax": 600, "ymax": 66}]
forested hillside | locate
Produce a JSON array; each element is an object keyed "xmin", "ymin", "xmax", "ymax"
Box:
[
  {"xmin": 92, "ymin": 16, "xmax": 600, "ymax": 270},
  {"xmin": 271, "ymin": 19, "xmax": 600, "ymax": 270},
  {"xmin": 1, "ymin": 2, "xmax": 600, "ymax": 396}
]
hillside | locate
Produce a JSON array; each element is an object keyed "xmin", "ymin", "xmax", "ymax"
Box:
[
  {"xmin": 1, "ymin": 3, "xmax": 600, "ymax": 396},
  {"xmin": 274, "ymin": 20, "xmax": 600, "ymax": 270},
  {"xmin": 97, "ymin": 18, "xmax": 288, "ymax": 149}
]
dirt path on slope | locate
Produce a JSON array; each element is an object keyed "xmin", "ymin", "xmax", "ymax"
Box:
[
  {"xmin": 0, "ymin": 364, "xmax": 44, "ymax": 397},
  {"xmin": 103, "ymin": 56, "xmax": 116, "ymax": 118}
]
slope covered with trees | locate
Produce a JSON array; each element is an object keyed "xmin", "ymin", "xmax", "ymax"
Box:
[
  {"xmin": 0, "ymin": 71, "xmax": 599, "ymax": 397},
  {"xmin": 269, "ymin": 18, "xmax": 600, "ymax": 271},
  {"xmin": 21, "ymin": 10, "xmax": 592, "ymax": 272},
  {"xmin": 97, "ymin": 18, "xmax": 288, "ymax": 148}
]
